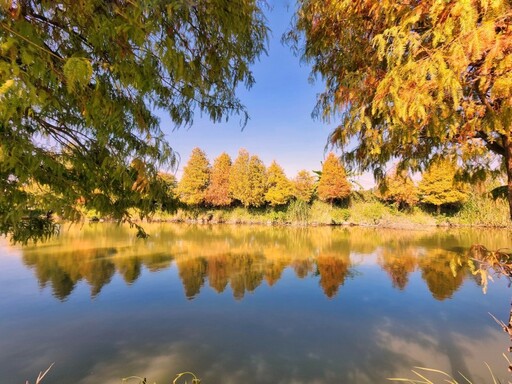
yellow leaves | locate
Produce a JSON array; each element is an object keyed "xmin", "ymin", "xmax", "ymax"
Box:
[
  {"xmin": 131, "ymin": 158, "xmax": 150, "ymax": 194},
  {"xmin": 62, "ymin": 57, "xmax": 93, "ymax": 93},
  {"xmin": 0, "ymin": 79, "xmax": 14, "ymax": 96},
  {"xmin": 492, "ymin": 73, "xmax": 512, "ymax": 100}
]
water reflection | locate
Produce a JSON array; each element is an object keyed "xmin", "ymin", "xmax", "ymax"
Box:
[
  {"xmin": 15, "ymin": 224, "xmax": 512, "ymax": 301},
  {"xmin": 2, "ymin": 224, "xmax": 512, "ymax": 384}
]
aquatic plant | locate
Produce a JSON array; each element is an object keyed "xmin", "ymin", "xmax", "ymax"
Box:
[
  {"xmin": 388, "ymin": 364, "xmax": 504, "ymax": 384},
  {"xmin": 26, "ymin": 363, "xmax": 53, "ymax": 384},
  {"xmin": 122, "ymin": 372, "xmax": 201, "ymax": 384}
]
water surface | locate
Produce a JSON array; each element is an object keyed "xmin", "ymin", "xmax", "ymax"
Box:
[{"xmin": 1, "ymin": 224, "xmax": 511, "ymax": 383}]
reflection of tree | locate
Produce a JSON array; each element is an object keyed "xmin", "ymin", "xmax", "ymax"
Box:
[
  {"xmin": 316, "ymin": 254, "xmax": 351, "ymax": 298},
  {"xmin": 292, "ymin": 258, "xmax": 314, "ymax": 279},
  {"xmin": 230, "ymin": 254, "xmax": 264, "ymax": 300},
  {"xmin": 418, "ymin": 250, "xmax": 465, "ymax": 301},
  {"xmin": 18, "ymin": 223, "xmax": 512, "ymax": 301},
  {"xmin": 176, "ymin": 258, "xmax": 207, "ymax": 299},
  {"xmin": 115, "ymin": 257, "xmax": 142, "ymax": 284},
  {"xmin": 378, "ymin": 248, "xmax": 418, "ymax": 290},
  {"xmin": 207, "ymin": 255, "xmax": 230, "ymax": 293},
  {"xmin": 264, "ymin": 259, "xmax": 287, "ymax": 286},
  {"xmin": 23, "ymin": 248, "xmax": 117, "ymax": 300}
]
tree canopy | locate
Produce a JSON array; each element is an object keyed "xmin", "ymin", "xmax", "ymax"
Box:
[
  {"xmin": 293, "ymin": 169, "xmax": 316, "ymax": 203},
  {"xmin": 418, "ymin": 159, "xmax": 468, "ymax": 213},
  {"xmin": 176, "ymin": 147, "xmax": 210, "ymax": 206},
  {"xmin": 265, "ymin": 160, "xmax": 293, "ymax": 206},
  {"xmin": 289, "ymin": 0, "xmax": 512, "ymax": 217},
  {"xmin": 317, "ymin": 153, "xmax": 351, "ymax": 203},
  {"xmin": 205, "ymin": 152, "xmax": 233, "ymax": 207},
  {"xmin": 378, "ymin": 167, "xmax": 418, "ymax": 210},
  {"xmin": 0, "ymin": 1, "xmax": 267, "ymax": 241}
]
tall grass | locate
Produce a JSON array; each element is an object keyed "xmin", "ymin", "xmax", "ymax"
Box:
[
  {"xmin": 388, "ymin": 363, "xmax": 504, "ymax": 384},
  {"xmin": 455, "ymin": 194, "xmax": 509, "ymax": 227}
]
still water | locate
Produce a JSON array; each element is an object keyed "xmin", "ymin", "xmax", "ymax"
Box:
[{"xmin": 1, "ymin": 224, "xmax": 512, "ymax": 383}]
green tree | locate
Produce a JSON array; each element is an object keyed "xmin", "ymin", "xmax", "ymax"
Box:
[
  {"xmin": 247, "ymin": 155, "xmax": 267, "ymax": 207},
  {"xmin": 293, "ymin": 169, "xmax": 316, "ymax": 203},
  {"xmin": 0, "ymin": 1, "xmax": 267, "ymax": 242},
  {"xmin": 317, "ymin": 153, "xmax": 351, "ymax": 203},
  {"xmin": 289, "ymin": 0, "xmax": 512, "ymax": 218},
  {"xmin": 418, "ymin": 159, "xmax": 468, "ymax": 214},
  {"xmin": 205, "ymin": 152, "xmax": 233, "ymax": 207},
  {"xmin": 378, "ymin": 167, "xmax": 418, "ymax": 211},
  {"xmin": 156, "ymin": 172, "xmax": 178, "ymax": 212},
  {"xmin": 265, "ymin": 161, "xmax": 293, "ymax": 206},
  {"xmin": 176, "ymin": 148, "xmax": 211, "ymax": 206},
  {"xmin": 230, "ymin": 149, "xmax": 251, "ymax": 206}
]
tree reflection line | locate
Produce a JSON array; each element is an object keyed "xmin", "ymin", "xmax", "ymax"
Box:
[{"xmin": 21, "ymin": 243, "xmax": 481, "ymax": 302}]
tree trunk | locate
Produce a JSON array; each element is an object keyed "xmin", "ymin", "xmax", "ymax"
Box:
[
  {"xmin": 504, "ymin": 136, "xmax": 512, "ymax": 221},
  {"xmin": 436, "ymin": 205, "xmax": 440, "ymax": 215}
]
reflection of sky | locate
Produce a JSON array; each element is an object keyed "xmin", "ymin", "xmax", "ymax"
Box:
[{"xmin": 1, "ymin": 229, "xmax": 512, "ymax": 384}]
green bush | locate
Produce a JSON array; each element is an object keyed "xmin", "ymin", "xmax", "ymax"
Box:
[
  {"xmin": 349, "ymin": 200, "xmax": 390, "ymax": 225},
  {"xmin": 331, "ymin": 208, "xmax": 350, "ymax": 224}
]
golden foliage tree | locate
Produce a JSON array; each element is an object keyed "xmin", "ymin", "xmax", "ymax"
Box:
[
  {"xmin": 293, "ymin": 169, "xmax": 316, "ymax": 203},
  {"xmin": 230, "ymin": 149, "xmax": 251, "ymax": 206},
  {"xmin": 378, "ymin": 167, "xmax": 418, "ymax": 210},
  {"xmin": 418, "ymin": 159, "xmax": 468, "ymax": 214},
  {"xmin": 247, "ymin": 155, "xmax": 267, "ymax": 207},
  {"xmin": 229, "ymin": 149, "xmax": 267, "ymax": 207},
  {"xmin": 317, "ymin": 153, "xmax": 351, "ymax": 203},
  {"xmin": 289, "ymin": 0, "xmax": 512, "ymax": 218},
  {"xmin": 176, "ymin": 148, "xmax": 211, "ymax": 206},
  {"xmin": 205, "ymin": 152, "xmax": 233, "ymax": 207},
  {"xmin": 265, "ymin": 161, "xmax": 293, "ymax": 206}
]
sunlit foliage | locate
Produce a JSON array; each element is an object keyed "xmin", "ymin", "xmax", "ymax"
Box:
[
  {"xmin": 317, "ymin": 153, "xmax": 351, "ymax": 203},
  {"xmin": 205, "ymin": 152, "xmax": 233, "ymax": 207},
  {"xmin": 0, "ymin": 0, "xmax": 267, "ymax": 241},
  {"xmin": 176, "ymin": 148, "xmax": 211, "ymax": 206},
  {"xmin": 378, "ymin": 167, "xmax": 418, "ymax": 211},
  {"xmin": 229, "ymin": 149, "xmax": 251, "ymax": 207},
  {"xmin": 265, "ymin": 160, "xmax": 293, "ymax": 206},
  {"xmin": 418, "ymin": 159, "xmax": 469, "ymax": 213},
  {"xmin": 229, "ymin": 149, "xmax": 267, "ymax": 207},
  {"xmin": 293, "ymin": 169, "xmax": 316, "ymax": 203},
  {"xmin": 289, "ymin": 0, "xmax": 512, "ymax": 217}
]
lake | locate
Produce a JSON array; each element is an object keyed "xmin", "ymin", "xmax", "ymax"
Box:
[{"xmin": 1, "ymin": 223, "xmax": 511, "ymax": 383}]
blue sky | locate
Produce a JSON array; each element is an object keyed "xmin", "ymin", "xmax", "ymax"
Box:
[{"xmin": 161, "ymin": 1, "xmax": 374, "ymax": 188}]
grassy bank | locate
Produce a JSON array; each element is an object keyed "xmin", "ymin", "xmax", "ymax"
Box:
[{"xmin": 112, "ymin": 193, "xmax": 511, "ymax": 229}]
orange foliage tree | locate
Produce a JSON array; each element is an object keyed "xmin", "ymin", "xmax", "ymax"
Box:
[
  {"xmin": 205, "ymin": 152, "xmax": 233, "ymax": 207},
  {"xmin": 317, "ymin": 153, "xmax": 351, "ymax": 203}
]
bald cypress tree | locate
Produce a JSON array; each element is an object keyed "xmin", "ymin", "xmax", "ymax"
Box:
[
  {"xmin": 230, "ymin": 149, "xmax": 251, "ymax": 207},
  {"xmin": 0, "ymin": 1, "xmax": 267, "ymax": 242},
  {"xmin": 176, "ymin": 148, "xmax": 211, "ymax": 206},
  {"xmin": 289, "ymin": 0, "xmax": 512, "ymax": 219},
  {"xmin": 205, "ymin": 153, "xmax": 233, "ymax": 207},
  {"xmin": 293, "ymin": 169, "xmax": 316, "ymax": 203},
  {"xmin": 418, "ymin": 159, "xmax": 468, "ymax": 214},
  {"xmin": 265, "ymin": 161, "xmax": 293, "ymax": 206},
  {"xmin": 317, "ymin": 153, "xmax": 351, "ymax": 204}
]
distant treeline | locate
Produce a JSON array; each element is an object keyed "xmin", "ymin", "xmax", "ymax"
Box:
[{"xmin": 162, "ymin": 147, "xmax": 502, "ymax": 216}]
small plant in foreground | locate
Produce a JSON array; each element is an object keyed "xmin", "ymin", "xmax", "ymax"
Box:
[
  {"xmin": 388, "ymin": 363, "xmax": 504, "ymax": 384},
  {"xmin": 122, "ymin": 371, "xmax": 201, "ymax": 384},
  {"xmin": 26, "ymin": 363, "xmax": 54, "ymax": 384}
]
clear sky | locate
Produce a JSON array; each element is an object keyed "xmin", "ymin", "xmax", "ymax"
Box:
[{"xmin": 160, "ymin": 1, "xmax": 374, "ymax": 188}]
